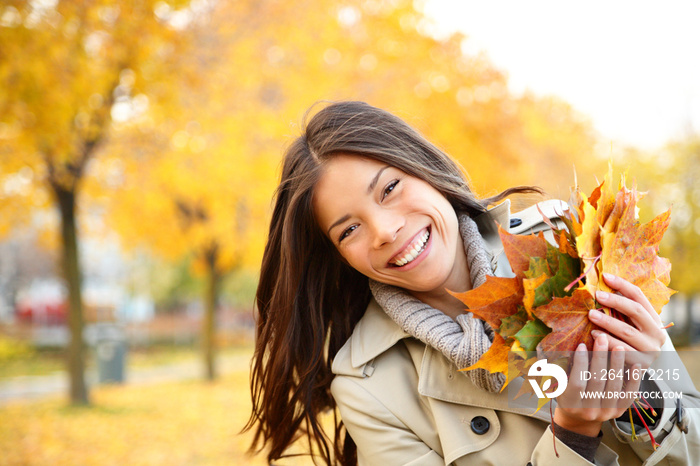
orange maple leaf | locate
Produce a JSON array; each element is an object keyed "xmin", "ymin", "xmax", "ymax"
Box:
[
  {"xmin": 461, "ymin": 333, "xmax": 509, "ymax": 374},
  {"xmin": 499, "ymin": 226, "xmax": 548, "ymax": 277},
  {"xmin": 600, "ymin": 199, "xmax": 675, "ymax": 312},
  {"xmin": 451, "ymin": 276, "xmax": 522, "ymax": 331},
  {"xmin": 575, "ymin": 198, "xmax": 602, "ymax": 296},
  {"xmin": 502, "ymin": 353, "xmax": 537, "ymax": 392},
  {"xmin": 534, "ymin": 289, "xmax": 599, "ymax": 354},
  {"xmin": 523, "ymin": 273, "xmax": 548, "ymax": 317}
]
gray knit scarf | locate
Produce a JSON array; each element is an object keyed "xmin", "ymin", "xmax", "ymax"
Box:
[{"xmin": 369, "ymin": 214, "xmax": 505, "ymax": 393}]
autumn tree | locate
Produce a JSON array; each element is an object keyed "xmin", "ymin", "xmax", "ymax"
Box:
[
  {"xmin": 0, "ymin": 0, "xmax": 190, "ymax": 404},
  {"xmin": 100, "ymin": 2, "xmax": 280, "ymax": 381},
  {"xmin": 102, "ymin": 0, "xmax": 602, "ymax": 387},
  {"xmin": 236, "ymin": 0, "xmax": 602, "ymax": 196},
  {"xmin": 0, "ymin": 0, "xmax": 602, "ymax": 395},
  {"xmin": 622, "ymin": 137, "xmax": 700, "ymax": 294}
]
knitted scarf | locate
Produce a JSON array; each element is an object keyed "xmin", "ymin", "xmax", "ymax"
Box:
[{"xmin": 369, "ymin": 214, "xmax": 505, "ymax": 393}]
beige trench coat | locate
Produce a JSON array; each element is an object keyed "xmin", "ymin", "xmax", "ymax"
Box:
[{"xmin": 331, "ymin": 200, "xmax": 700, "ymax": 465}]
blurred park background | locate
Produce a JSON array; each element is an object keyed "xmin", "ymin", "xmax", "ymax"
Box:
[{"xmin": 1, "ymin": 0, "xmax": 700, "ymax": 464}]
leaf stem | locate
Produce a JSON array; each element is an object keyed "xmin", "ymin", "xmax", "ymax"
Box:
[
  {"xmin": 564, "ymin": 254, "xmax": 602, "ymax": 292},
  {"xmin": 635, "ymin": 400, "xmax": 657, "ymax": 424},
  {"xmin": 639, "ymin": 396, "xmax": 658, "ymax": 417},
  {"xmin": 632, "ymin": 399, "xmax": 659, "ymax": 450},
  {"xmin": 550, "ymin": 402, "xmax": 559, "ymax": 458}
]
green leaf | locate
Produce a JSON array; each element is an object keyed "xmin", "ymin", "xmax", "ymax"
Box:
[
  {"xmin": 533, "ymin": 250, "xmax": 581, "ymax": 307},
  {"xmin": 549, "ymin": 250, "xmax": 581, "ymax": 298},
  {"xmin": 525, "ymin": 256, "xmax": 551, "ymax": 280},
  {"xmin": 514, "ymin": 318, "xmax": 551, "ymax": 352},
  {"xmin": 546, "ymin": 243, "xmax": 561, "ymax": 275},
  {"xmin": 499, "ymin": 306, "xmax": 528, "ymax": 338}
]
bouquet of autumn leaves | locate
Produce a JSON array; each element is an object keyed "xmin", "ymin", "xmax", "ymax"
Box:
[{"xmin": 454, "ymin": 165, "xmax": 675, "ymax": 391}]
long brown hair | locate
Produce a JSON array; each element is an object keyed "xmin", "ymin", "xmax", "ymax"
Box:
[{"xmin": 245, "ymin": 101, "xmax": 541, "ymax": 465}]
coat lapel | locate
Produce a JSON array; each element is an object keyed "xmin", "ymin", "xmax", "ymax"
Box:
[{"xmin": 418, "ymin": 344, "xmax": 553, "ymax": 424}]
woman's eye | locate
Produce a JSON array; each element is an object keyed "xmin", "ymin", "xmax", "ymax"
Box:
[
  {"xmin": 339, "ymin": 224, "xmax": 357, "ymax": 243},
  {"xmin": 382, "ymin": 179, "xmax": 399, "ymax": 200}
]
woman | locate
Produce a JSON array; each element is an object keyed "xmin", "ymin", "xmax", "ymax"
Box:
[{"xmin": 246, "ymin": 101, "xmax": 699, "ymax": 465}]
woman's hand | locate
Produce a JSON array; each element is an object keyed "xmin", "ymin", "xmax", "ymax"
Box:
[
  {"xmin": 588, "ymin": 273, "xmax": 667, "ymax": 353},
  {"xmin": 553, "ymin": 273, "xmax": 664, "ymax": 437},
  {"xmin": 554, "ymin": 335, "xmax": 642, "ymax": 437}
]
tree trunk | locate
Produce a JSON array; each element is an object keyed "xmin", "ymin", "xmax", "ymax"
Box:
[
  {"xmin": 56, "ymin": 187, "xmax": 89, "ymax": 405},
  {"xmin": 202, "ymin": 252, "xmax": 220, "ymax": 381},
  {"xmin": 686, "ymin": 295, "xmax": 696, "ymax": 346}
]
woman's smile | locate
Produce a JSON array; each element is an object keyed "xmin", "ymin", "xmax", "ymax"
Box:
[{"xmin": 388, "ymin": 226, "xmax": 431, "ymax": 268}]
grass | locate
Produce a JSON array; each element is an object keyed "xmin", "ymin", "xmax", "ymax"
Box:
[
  {"xmin": 0, "ymin": 351, "xmax": 66, "ymax": 379},
  {"xmin": 1, "ymin": 352, "xmax": 271, "ymax": 465},
  {"xmin": 0, "ymin": 344, "xmax": 249, "ymax": 380}
]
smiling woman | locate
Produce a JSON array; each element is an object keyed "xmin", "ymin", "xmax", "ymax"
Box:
[
  {"xmin": 313, "ymin": 155, "xmax": 469, "ymax": 309},
  {"xmin": 244, "ymin": 101, "xmax": 700, "ymax": 466}
]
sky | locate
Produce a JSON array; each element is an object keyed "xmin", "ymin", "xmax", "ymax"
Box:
[{"xmin": 421, "ymin": 0, "xmax": 700, "ymax": 150}]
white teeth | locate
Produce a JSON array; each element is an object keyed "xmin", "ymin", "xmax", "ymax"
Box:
[{"xmin": 392, "ymin": 230, "xmax": 430, "ymax": 266}]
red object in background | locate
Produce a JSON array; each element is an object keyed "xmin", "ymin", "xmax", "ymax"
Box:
[{"xmin": 16, "ymin": 300, "xmax": 68, "ymax": 325}]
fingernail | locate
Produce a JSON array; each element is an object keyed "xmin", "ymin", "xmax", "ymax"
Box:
[
  {"xmin": 591, "ymin": 329, "xmax": 600, "ymax": 337},
  {"xmin": 603, "ymin": 273, "xmax": 614, "ymax": 282},
  {"xmin": 613, "ymin": 346, "xmax": 624, "ymax": 352},
  {"xmin": 577, "ymin": 343, "xmax": 586, "ymax": 352},
  {"xmin": 597, "ymin": 290, "xmax": 609, "ymax": 299},
  {"xmin": 589, "ymin": 309, "xmax": 601, "ymax": 319}
]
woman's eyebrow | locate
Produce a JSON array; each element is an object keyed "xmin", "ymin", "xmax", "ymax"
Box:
[
  {"xmin": 367, "ymin": 165, "xmax": 390, "ymax": 194},
  {"xmin": 327, "ymin": 165, "xmax": 391, "ymax": 236},
  {"xmin": 327, "ymin": 214, "xmax": 350, "ymax": 236}
]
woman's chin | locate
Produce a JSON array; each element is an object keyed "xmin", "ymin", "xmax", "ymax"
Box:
[{"xmin": 383, "ymin": 274, "xmax": 448, "ymax": 294}]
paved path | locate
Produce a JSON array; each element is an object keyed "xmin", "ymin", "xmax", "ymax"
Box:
[{"xmin": 0, "ymin": 351, "xmax": 253, "ymax": 405}]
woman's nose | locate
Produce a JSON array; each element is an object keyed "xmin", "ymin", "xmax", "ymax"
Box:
[{"xmin": 370, "ymin": 214, "xmax": 404, "ymax": 249}]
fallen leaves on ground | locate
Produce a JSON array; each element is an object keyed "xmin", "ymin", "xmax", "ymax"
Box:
[{"xmin": 0, "ymin": 349, "xmax": 317, "ymax": 466}]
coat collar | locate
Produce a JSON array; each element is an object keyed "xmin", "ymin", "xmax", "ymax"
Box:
[
  {"xmin": 349, "ymin": 200, "xmax": 513, "ymax": 369},
  {"xmin": 350, "ymin": 298, "xmax": 409, "ymax": 369}
]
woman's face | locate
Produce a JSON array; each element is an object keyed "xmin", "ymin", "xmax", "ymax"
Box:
[{"xmin": 312, "ymin": 153, "xmax": 468, "ymax": 294}]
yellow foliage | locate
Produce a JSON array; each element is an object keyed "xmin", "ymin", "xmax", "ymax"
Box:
[
  {"xmin": 0, "ymin": 0, "xmax": 188, "ymax": 241},
  {"xmin": 619, "ymin": 139, "xmax": 700, "ymax": 293},
  {"xmin": 100, "ymin": 0, "xmax": 602, "ymax": 278},
  {"xmin": 0, "ymin": 336, "xmax": 35, "ymax": 362},
  {"xmin": 2, "ymin": 0, "xmax": 601, "ymax": 277},
  {"xmin": 0, "ymin": 369, "xmax": 269, "ymax": 465}
]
